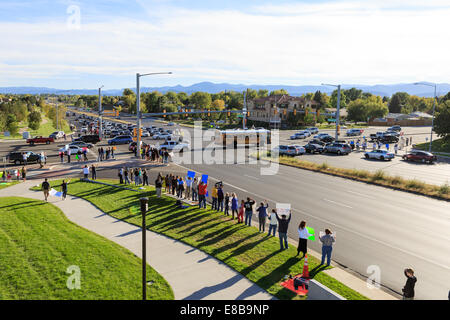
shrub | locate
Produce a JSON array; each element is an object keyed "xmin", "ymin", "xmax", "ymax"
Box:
[
  {"xmin": 319, "ymin": 162, "xmax": 329, "ymax": 170},
  {"xmin": 371, "ymin": 169, "xmax": 386, "ymax": 181},
  {"xmin": 390, "ymin": 176, "xmax": 404, "ymax": 185},
  {"xmin": 438, "ymin": 183, "xmax": 450, "ymax": 196},
  {"xmin": 405, "ymin": 179, "xmax": 425, "ymax": 190}
]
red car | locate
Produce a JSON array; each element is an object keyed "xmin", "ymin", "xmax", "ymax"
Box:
[
  {"xmin": 402, "ymin": 151, "xmax": 437, "ymax": 164},
  {"xmin": 26, "ymin": 136, "xmax": 54, "ymax": 145}
]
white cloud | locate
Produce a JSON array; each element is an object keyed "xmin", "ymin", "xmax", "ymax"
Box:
[{"xmin": 0, "ymin": 0, "xmax": 449, "ymax": 87}]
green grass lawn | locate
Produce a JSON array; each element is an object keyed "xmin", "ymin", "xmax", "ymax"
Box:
[
  {"xmin": 32, "ymin": 179, "xmax": 368, "ymax": 300},
  {"xmin": 0, "ymin": 117, "xmax": 71, "ymax": 140},
  {"xmin": 0, "ymin": 196, "xmax": 173, "ymax": 300},
  {"xmin": 414, "ymin": 138, "xmax": 450, "ymax": 154},
  {"xmin": 0, "ymin": 181, "xmax": 20, "ymax": 190}
]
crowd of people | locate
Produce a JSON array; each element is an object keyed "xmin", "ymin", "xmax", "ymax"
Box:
[{"xmin": 135, "ymin": 144, "xmax": 171, "ymax": 164}]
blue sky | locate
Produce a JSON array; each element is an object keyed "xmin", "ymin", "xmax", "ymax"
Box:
[{"xmin": 0, "ymin": 0, "xmax": 449, "ymax": 89}]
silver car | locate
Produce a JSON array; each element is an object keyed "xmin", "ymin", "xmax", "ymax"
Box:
[{"xmin": 364, "ymin": 150, "xmax": 394, "ymax": 161}]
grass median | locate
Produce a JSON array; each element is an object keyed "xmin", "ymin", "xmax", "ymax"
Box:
[
  {"xmin": 256, "ymin": 152, "xmax": 450, "ymax": 201},
  {"xmin": 0, "ymin": 196, "xmax": 174, "ymax": 300},
  {"xmin": 31, "ymin": 179, "xmax": 368, "ymax": 300}
]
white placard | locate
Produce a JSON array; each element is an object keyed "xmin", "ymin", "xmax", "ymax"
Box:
[{"xmin": 276, "ymin": 203, "xmax": 291, "ymax": 216}]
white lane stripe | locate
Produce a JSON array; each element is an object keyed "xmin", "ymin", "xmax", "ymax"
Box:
[
  {"xmin": 244, "ymin": 174, "xmax": 259, "ymax": 180},
  {"xmin": 172, "ymin": 163, "xmax": 450, "ymax": 271},
  {"xmin": 323, "ymin": 198, "xmax": 353, "ymax": 209},
  {"xmin": 346, "ymin": 190, "xmax": 376, "ymax": 200}
]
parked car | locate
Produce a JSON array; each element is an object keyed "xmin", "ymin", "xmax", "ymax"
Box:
[
  {"xmin": 314, "ymin": 133, "xmax": 329, "ymax": 139},
  {"xmin": 290, "ymin": 132, "xmax": 306, "ymax": 140},
  {"xmin": 346, "ymin": 128, "xmax": 364, "ymax": 136},
  {"xmin": 402, "ymin": 151, "xmax": 437, "ymax": 164},
  {"xmin": 364, "ymin": 149, "xmax": 394, "ymax": 161},
  {"xmin": 306, "ymin": 127, "xmax": 319, "ymax": 134},
  {"xmin": 153, "ymin": 133, "xmax": 171, "ymax": 140},
  {"xmin": 308, "ymin": 139, "xmax": 326, "ymax": 146},
  {"xmin": 141, "ymin": 131, "xmax": 150, "ymax": 137},
  {"xmin": 388, "ymin": 125, "xmax": 402, "ymax": 132},
  {"xmin": 74, "ymin": 135, "xmax": 101, "ymax": 144},
  {"xmin": 290, "ymin": 145, "xmax": 306, "ymax": 155},
  {"xmin": 378, "ymin": 135, "xmax": 399, "ymax": 144},
  {"xmin": 272, "ymin": 145, "xmax": 296, "ymax": 156},
  {"xmin": 300, "ymin": 130, "xmax": 311, "ymax": 137},
  {"xmin": 304, "ymin": 143, "xmax": 325, "ymax": 154},
  {"xmin": 26, "ymin": 136, "xmax": 54, "ymax": 145},
  {"xmin": 6, "ymin": 151, "xmax": 41, "ymax": 165},
  {"xmin": 319, "ymin": 135, "xmax": 335, "ymax": 143},
  {"xmin": 324, "ymin": 143, "xmax": 351, "ymax": 155},
  {"xmin": 108, "ymin": 135, "xmax": 133, "ymax": 145},
  {"xmin": 167, "ymin": 122, "xmax": 175, "ymax": 126}
]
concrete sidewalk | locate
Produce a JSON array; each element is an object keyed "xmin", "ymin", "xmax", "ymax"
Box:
[{"xmin": 0, "ymin": 181, "xmax": 274, "ymax": 300}]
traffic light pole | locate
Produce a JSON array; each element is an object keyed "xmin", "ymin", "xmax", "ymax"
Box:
[{"xmin": 136, "ymin": 73, "xmax": 141, "ymax": 158}]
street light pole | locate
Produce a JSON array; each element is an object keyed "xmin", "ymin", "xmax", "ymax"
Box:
[
  {"xmin": 136, "ymin": 72, "xmax": 172, "ymax": 158},
  {"xmin": 414, "ymin": 82, "xmax": 437, "ymax": 152},
  {"xmin": 322, "ymin": 83, "xmax": 341, "ymax": 140},
  {"xmin": 98, "ymin": 85, "xmax": 104, "ymax": 139},
  {"xmin": 140, "ymin": 197, "xmax": 148, "ymax": 300}
]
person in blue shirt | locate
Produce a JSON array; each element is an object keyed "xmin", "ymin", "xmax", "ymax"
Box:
[
  {"xmin": 231, "ymin": 193, "xmax": 238, "ymax": 220},
  {"xmin": 217, "ymin": 184, "xmax": 224, "ymax": 212},
  {"xmin": 256, "ymin": 201, "xmax": 269, "ymax": 232}
]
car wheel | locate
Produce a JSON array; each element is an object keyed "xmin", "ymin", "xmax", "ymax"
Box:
[
  {"xmin": 46, "ymin": 141, "xmax": 50, "ymax": 144},
  {"xmin": 365, "ymin": 154, "xmax": 369, "ymax": 159},
  {"xmin": 337, "ymin": 150, "xmax": 341, "ymax": 155},
  {"xmin": 14, "ymin": 160, "xmax": 20, "ymax": 165},
  {"xmin": 380, "ymin": 156, "xmax": 384, "ymax": 161},
  {"xmin": 421, "ymin": 159, "xmax": 425, "ymax": 163}
]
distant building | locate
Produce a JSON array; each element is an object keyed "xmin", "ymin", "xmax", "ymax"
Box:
[{"xmin": 247, "ymin": 94, "xmax": 318, "ymax": 127}]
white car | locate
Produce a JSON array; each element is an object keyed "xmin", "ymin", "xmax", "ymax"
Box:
[
  {"xmin": 153, "ymin": 133, "xmax": 171, "ymax": 140},
  {"xmin": 141, "ymin": 131, "xmax": 150, "ymax": 137},
  {"xmin": 290, "ymin": 132, "xmax": 306, "ymax": 140},
  {"xmin": 307, "ymin": 127, "xmax": 319, "ymax": 134},
  {"xmin": 290, "ymin": 145, "xmax": 306, "ymax": 155},
  {"xmin": 300, "ymin": 130, "xmax": 311, "ymax": 137},
  {"xmin": 59, "ymin": 145, "xmax": 89, "ymax": 155},
  {"xmin": 364, "ymin": 149, "xmax": 394, "ymax": 161},
  {"xmin": 158, "ymin": 140, "xmax": 190, "ymax": 152},
  {"xmin": 314, "ymin": 133, "xmax": 329, "ymax": 139}
]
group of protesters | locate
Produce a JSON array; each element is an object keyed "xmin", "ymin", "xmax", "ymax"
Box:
[
  {"xmin": 136, "ymin": 144, "xmax": 170, "ymax": 163},
  {"xmin": 97, "ymin": 146, "xmax": 115, "ymax": 161},
  {"xmin": 117, "ymin": 167, "xmax": 150, "ymax": 186},
  {"xmin": 1, "ymin": 166, "xmax": 27, "ymax": 182}
]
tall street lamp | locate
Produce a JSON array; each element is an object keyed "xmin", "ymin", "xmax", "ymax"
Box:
[
  {"xmin": 136, "ymin": 72, "xmax": 172, "ymax": 158},
  {"xmin": 140, "ymin": 197, "xmax": 149, "ymax": 300},
  {"xmin": 414, "ymin": 82, "xmax": 437, "ymax": 152},
  {"xmin": 98, "ymin": 85, "xmax": 104, "ymax": 139},
  {"xmin": 322, "ymin": 83, "xmax": 341, "ymax": 140}
]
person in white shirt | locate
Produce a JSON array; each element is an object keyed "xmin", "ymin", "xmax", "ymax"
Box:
[
  {"xmin": 267, "ymin": 209, "xmax": 278, "ymax": 236},
  {"xmin": 83, "ymin": 165, "xmax": 89, "ymax": 179},
  {"xmin": 296, "ymin": 220, "xmax": 311, "ymax": 258}
]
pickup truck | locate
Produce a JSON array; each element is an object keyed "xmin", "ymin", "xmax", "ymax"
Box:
[{"xmin": 26, "ymin": 136, "xmax": 55, "ymax": 145}]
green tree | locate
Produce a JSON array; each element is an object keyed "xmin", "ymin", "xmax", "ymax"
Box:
[
  {"xmin": 257, "ymin": 89, "xmax": 269, "ymax": 98},
  {"xmin": 389, "ymin": 92, "xmax": 409, "ymax": 113},
  {"xmin": 269, "ymin": 89, "xmax": 288, "ymax": 96},
  {"xmin": 330, "ymin": 90, "xmax": 347, "ymax": 109},
  {"xmin": 6, "ymin": 114, "xmax": 19, "ymax": 135},
  {"xmin": 190, "ymin": 92, "xmax": 212, "ymax": 109},
  {"xmin": 28, "ymin": 110, "xmax": 42, "ymax": 130},
  {"xmin": 434, "ymin": 100, "xmax": 450, "ymax": 140}
]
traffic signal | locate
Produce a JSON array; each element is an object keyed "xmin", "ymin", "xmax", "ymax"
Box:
[
  {"xmin": 274, "ymin": 109, "xmax": 277, "ymax": 115},
  {"xmin": 317, "ymin": 109, "xmax": 320, "ymax": 117},
  {"xmin": 305, "ymin": 108, "xmax": 309, "ymax": 116},
  {"xmin": 337, "ymin": 125, "xmax": 340, "ymax": 135},
  {"xmin": 283, "ymin": 109, "xmax": 286, "ymax": 115},
  {"xmin": 293, "ymin": 109, "xmax": 297, "ymax": 116},
  {"xmin": 227, "ymin": 110, "xmax": 231, "ymax": 117},
  {"xmin": 163, "ymin": 109, "xmax": 166, "ymax": 118},
  {"xmin": 133, "ymin": 128, "xmax": 136, "ymax": 136},
  {"xmin": 208, "ymin": 109, "xmax": 211, "ymax": 117},
  {"xmin": 247, "ymin": 111, "xmax": 250, "ymax": 117}
]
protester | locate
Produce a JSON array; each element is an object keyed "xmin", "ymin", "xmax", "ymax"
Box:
[
  {"xmin": 319, "ymin": 229, "xmax": 335, "ymax": 266},
  {"xmin": 276, "ymin": 210, "xmax": 291, "ymax": 250},
  {"xmin": 402, "ymin": 269, "xmax": 417, "ymax": 300},
  {"xmin": 237, "ymin": 200, "xmax": 245, "ymax": 223},
  {"xmin": 142, "ymin": 169, "xmax": 149, "ymax": 186},
  {"xmin": 42, "ymin": 178, "xmax": 50, "ymax": 202},
  {"xmin": 166, "ymin": 174, "xmax": 172, "ymax": 193},
  {"xmin": 83, "ymin": 165, "xmax": 89, "ymax": 179},
  {"xmin": 211, "ymin": 184, "xmax": 218, "ymax": 210},
  {"xmin": 21, "ymin": 166, "xmax": 26, "ymax": 182},
  {"xmin": 267, "ymin": 209, "xmax": 278, "ymax": 236},
  {"xmin": 177, "ymin": 177, "xmax": 185, "ymax": 198},
  {"xmin": 256, "ymin": 200, "xmax": 269, "ymax": 232},
  {"xmin": 191, "ymin": 177, "xmax": 198, "ymax": 201},
  {"xmin": 155, "ymin": 176, "xmax": 162, "ymax": 198},
  {"xmin": 231, "ymin": 193, "xmax": 238, "ymax": 219},
  {"xmin": 118, "ymin": 168, "xmax": 123, "ymax": 184},
  {"xmin": 91, "ymin": 164, "xmax": 96, "ymax": 180},
  {"xmin": 198, "ymin": 181, "xmax": 207, "ymax": 209},
  {"xmin": 185, "ymin": 176, "xmax": 192, "ymax": 200},
  {"xmin": 296, "ymin": 221, "xmax": 311, "ymax": 258},
  {"xmin": 394, "ymin": 143, "xmax": 398, "ymax": 155},
  {"xmin": 22, "ymin": 152, "xmax": 28, "ymax": 165},
  {"xmin": 134, "ymin": 168, "xmax": 140, "ymax": 185},
  {"xmin": 217, "ymin": 184, "xmax": 224, "ymax": 212},
  {"xmin": 59, "ymin": 151, "xmax": 64, "ymax": 163},
  {"xmin": 224, "ymin": 192, "xmax": 230, "ymax": 216},
  {"xmin": 61, "ymin": 180, "xmax": 68, "ymax": 200},
  {"xmin": 83, "ymin": 148, "xmax": 88, "ymax": 161},
  {"xmin": 171, "ymin": 175, "xmax": 177, "ymax": 195},
  {"xmin": 124, "ymin": 168, "xmax": 130, "ymax": 184},
  {"xmin": 244, "ymin": 197, "xmax": 256, "ymax": 226},
  {"xmin": 77, "ymin": 149, "xmax": 82, "ymax": 162}
]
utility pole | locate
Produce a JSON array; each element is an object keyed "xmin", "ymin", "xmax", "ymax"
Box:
[
  {"xmin": 136, "ymin": 73, "xmax": 141, "ymax": 158},
  {"xmin": 98, "ymin": 85, "xmax": 104, "ymax": 139},
  {"xmin": 140, "ymin": 197, "xmax": 148, "ymax": 300},
  {"xmin": 243, "ymin": 90, "xmax": 247, "ymax": 130},
  {"xmin": 335, "ymin": 85, "xmax": 341, "ymax": 141}
]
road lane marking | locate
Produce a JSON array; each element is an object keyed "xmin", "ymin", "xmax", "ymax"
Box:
[
  {"xmin": 323, "ymin": 198, "xmax": 353, "ymax": 209},
  {"xmin": 244, "ymin": 174, "xmax": 259, "ymax": 180},
  {"xmin": 346, "ymin": 190, "xmax": 376, "ymax": 200}
]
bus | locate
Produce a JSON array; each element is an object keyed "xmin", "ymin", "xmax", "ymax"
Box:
[{"xmin": 218, "ymin": 128, "xmax": 271, "ymax": 149}]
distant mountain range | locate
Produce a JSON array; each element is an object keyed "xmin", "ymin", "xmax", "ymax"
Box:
[{"xmin": 1, "ymin": 82, "xmax": 449, "ymax": 98}]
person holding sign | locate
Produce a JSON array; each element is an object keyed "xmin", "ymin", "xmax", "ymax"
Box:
[
  {"xmin": 319, "ymin": 229, "xmax": 335, "ymax": 266},
  {"xmin": 275, "ymin": 209, "xmax": 291, "ymax": 250},
  {"xmin": 296, "ymin": 221, "xmax": 311, "ymax": 258}
]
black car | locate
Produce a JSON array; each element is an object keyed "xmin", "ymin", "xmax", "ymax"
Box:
[
  {"xmin": 304, "ymin": 143, "xmax": 324, "ymax": 154},
  {"xmin": 74, "ymin": 134, "xmax": 101, "ymax": 144},
  {"xmin": 308, "ymin": 139, "xmax": 326, "ymax": 146},
  {"xmin": 379, "ymin": 135, "xmax": 399, "ymax": 144},
  {"xmin": 7, "ymin": 151, "xmax": 41, "ymax": 165},
  {"xmin": 320, "ymin": 135, "xmax": 335, "ymax": 143},
  {"xmin": 388, "ymin": 125, "xmax": 401, "ymax": 132}
]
